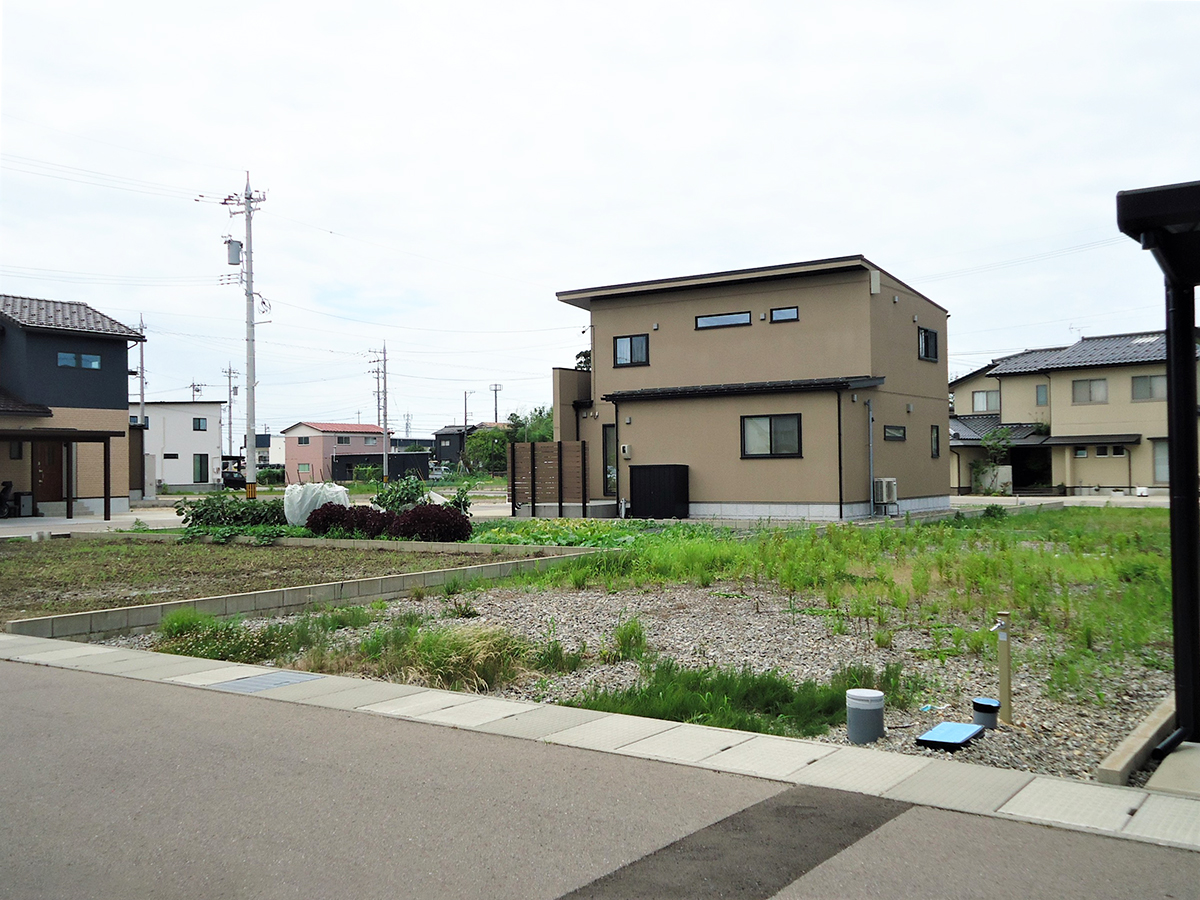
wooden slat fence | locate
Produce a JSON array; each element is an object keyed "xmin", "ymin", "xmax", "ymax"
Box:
[{"xmin": 509, "ymin": 441, "xmax": 588, "ymax": 517}]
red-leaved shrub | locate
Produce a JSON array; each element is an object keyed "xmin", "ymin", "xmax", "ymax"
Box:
[{"xmin": 394, "ymin": 504, "xmax": 472, "ymax": 542}]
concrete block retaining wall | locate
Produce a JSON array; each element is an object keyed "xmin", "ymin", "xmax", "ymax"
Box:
[{"xmin": 6, "ymin": 534, "xmax": 601, "ymax": 642}]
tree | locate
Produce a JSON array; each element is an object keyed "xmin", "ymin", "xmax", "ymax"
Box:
[
  {"xmin": 506, "ymin": 406, "xmax": 553, "ymax": 443},
  {"xmin": 463, "ymin": 428, "xmax": 509, "ymax": 473},
  {"xmin": 575, "ymin": 349, "xmax": 591, "ymax": 371}
]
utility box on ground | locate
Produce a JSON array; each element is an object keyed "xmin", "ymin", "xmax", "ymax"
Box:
[{"xmin": 629, "ymin": 464, "xmax": 689, "ymax": 519}]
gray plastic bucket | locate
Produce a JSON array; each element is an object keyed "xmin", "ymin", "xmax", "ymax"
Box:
[
  {"xmin": 972, "ymin": 697, "xmax": 1001, "ymax": 729},
  {"xmin": 846, "ymin": 688, "xmax": 885, "ymax": 744}
]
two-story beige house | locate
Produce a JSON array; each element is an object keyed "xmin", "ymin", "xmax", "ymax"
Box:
[
  {"xmin": 949, "ymin": 331, "xmax": 1196, "ymax": 494},
  {"xmin": 552, "ymin": 256, "xmax": 950, "ymax": 520}
]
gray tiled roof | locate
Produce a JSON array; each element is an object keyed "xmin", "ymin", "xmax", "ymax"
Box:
[
  {"xmin": 0, "ymin": 294, "xmax": 144, "ymax": 340},
  {"xmin": 988, "ymin": 331, "xmax": 1195, "ymax": 376},
  {"xmin": 949, "ymin": 414, "xmax": 1045, "ymax": 443},
  {"xmin": 0, "ymin": 386, "xmax": 52, "ymax": 417}
]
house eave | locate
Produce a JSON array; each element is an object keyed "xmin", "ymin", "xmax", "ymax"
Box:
[{"xmin": 602, "ymin": 376, "xmax": 885, "ymax": 403}]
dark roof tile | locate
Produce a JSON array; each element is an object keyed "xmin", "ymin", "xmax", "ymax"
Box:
[{"xmin": 0, "ymin": 295, "xmax": 144, "ymax": 340}]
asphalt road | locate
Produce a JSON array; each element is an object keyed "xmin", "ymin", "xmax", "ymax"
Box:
[{"xmin": 3, "ymin": 661, "xmax": 1199, "ymax": 900}]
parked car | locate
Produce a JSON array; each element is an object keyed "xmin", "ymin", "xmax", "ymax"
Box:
[{"xmin": 222, "ymin": 470, "xmax": 246, "ymax": 490}]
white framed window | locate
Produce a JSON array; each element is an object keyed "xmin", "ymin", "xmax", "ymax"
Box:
[
  {"xmin": 696, "ymin": 311, "xmax": 751, "ymax": 330},
  {"xmin": 741, "ymin": 414, "xmax": 801, "ymax": 458},
  {"xmin": 972, "ymin": 390, "xmax": 999, "ymax": 412},
  {"xmin": 613, "ymin": 334, "xmax": 649, "ymax": 367},
  {"xmin": 1036, "ymin": 384, "xmax": 1048, "ymax": 406},
  {"xmin": 1132, "ymin": 374, "xmax": 1167, "ymax": 401},
  {"xmin": 364, "ymin": 436, "xmax": 378, "ymax": 446},
  {"xmin": 1096, "ymin": 446, "xmax": 1109, "ymax": 457},
  {"xmin": 297, "ymin": 463, "xmax": 312, "ymax": 474},
  {"xmin": 1154, "ymin": 440, "xmax": 1169, "ymax": 483},
  {"xmin": 1074, "ymin": 446, "xmax": 1088, "ymax": 458},
  {"xmin": 1072, "ymin": 378, "xmax": 1108, "ymax": 404},
  {"xmin": 1113, "ymin": 445, "xmax": 1126, "ymax": 457}
]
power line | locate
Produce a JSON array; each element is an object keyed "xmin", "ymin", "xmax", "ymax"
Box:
[{"xmin": 916, "ymin": 237, "xmax": 1127, "ymax": 283}]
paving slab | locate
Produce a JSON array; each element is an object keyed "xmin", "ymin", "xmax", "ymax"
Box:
[
  {"xmin": 615, "ymin": 722, "xmax": 754, "ymax": 764},
  {"xmin": 1144, "ymin": 741, "xmax": 1200, "ymax": 798},
  {"xmin": 94, "ymin": 655, "xmax": 231, "ymax": 680},
  {"xmin": 165, "ymin": 664, "xmax": 274, "ymax": 686},
  {"xmin": 543, "ymin": 713, "xmax": 679, "ymax": 752},
  {"xmin": 415, "ymin": 697, "xmax": 538, "ymax": 727},
  {"xmin": 16, "ymin": 644, "xmax": 119, "ymax": 663},
  {"xmin": 58, "ymin": 650, "xmax": 172, "ymax": 674},
  {"xmin": 882, "ymin": 757, "xmax": 1035, "ymax": 813},
  {"xmin": 471, "ymin": 704, "xmax": 609, "ymax": 739},
  {"xmin": 360, "ymin": 690, "xmax": 477, "ymax": 718},
  {"xmin": 694, "ymin": 735, "xmax": 837, "ymax": 780},
  {"xmin": 999, "ymin": 777, "xmax": 1147, "ymax": 832},
  {"xmin": 299, "ymin": 681, "xmax": 425, "ymax": 710},
  {"xmin": 210, "ymin": 671, "xmax": 325, "ymax": 694},
  {"xmin": 0, "ymin": 635, "xmax": 63, "ymax": 656},
  {"xmin": 787, "ymin": 746, "xmax": 931, "ymax": 795},
  {"xmin": 55, "ymin": 649, "xmax": 153, "ymax": 670},
  {"xmin": 1123, "ymin": 793, "xmax": 1200, "ymax": 848},
  {"xmin": 252, "ymin": 674, "xmax": 382, "ymax": 702}
]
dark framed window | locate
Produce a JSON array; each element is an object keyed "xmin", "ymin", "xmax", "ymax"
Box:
[
  {"xmin": 1096, "ymin": 446, "xmax": 1109, "ymax": 457},
  {"xmin": 193, "ymin": 453, "xmax": 209, "ymax": 484},
  {"xmin": 297, "ymin": 436, "xmax": 311, "ymax": 445},
  {"xmin": 1036, "ymin": 384, "xmax": 1048, "ymax": 406},
  {"xmin": 613, "ymin": 334, "xmax": 649, "ymax": 367},
  {"xmin": 931, "ymin": 425, "xmax": 940, "ymax": 459},
  {"xmin": 1074, "ymin": 446, "xmax": 1088, "ymax": 458},
  {"xmin": 10, "ymin": 441, "xmax": 22, "ymax": 460},
  {"xmin": 336, "ymin": 436, "xmax": 351, "ymax": 445},
  {"xmin": 192, "ymin": 417, "xmax": 207, "ymax": 431},
  {"xmin": 918, "ymin": 327, "xmax": 938, "ymax": 361},
  {"xmin": 1132, "ymin": 374, "xmax": 1167, "ymax": 401},
  {"xmin": 57, "ymin": 352, "xmax": 77, "ymax": 367},
  {"xmin": 696, "ymin": 311, "xmax": 752, "ymax": 330},
  {"xmin": 163, "ymin": 453, "xmax": 179, "ymax": 460},
  {"xmin": 1154, "ymin": 440, "xmax": 1169, "ymax": 483},
  {"xmin": 602, "ymin": 424, "xmax": 617, "ymax": 496},
  {"xmin": 769, "ymin": 306, "xmax": 799, "ymax": 323},
  {"xmin": 741, "ymin": 414, "xmax": 802, "ymax": 458},
  {"xmin": 81, "ymin": 354, "xmax": 101, "ymax": 370},
  {"xmin": 883, "ymin": 425, "xmax": 907, "ymax": 441}
]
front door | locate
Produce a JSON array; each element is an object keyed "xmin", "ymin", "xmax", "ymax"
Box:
[{"xmin": 33, "ymin": 441, "xmax": 64, "ymax": 503}]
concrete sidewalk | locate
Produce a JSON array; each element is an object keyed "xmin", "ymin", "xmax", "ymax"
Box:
[{"xmin": 3, "ymin": 634, "xmax": 1199, "ymax": 899}]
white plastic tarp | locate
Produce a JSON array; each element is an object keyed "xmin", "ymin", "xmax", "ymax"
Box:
[{"xmin": 284, "ymin": 482, "xmax": 350, "ymax": 526}]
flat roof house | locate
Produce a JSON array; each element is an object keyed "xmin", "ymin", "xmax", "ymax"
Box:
[
  {"xmin": 130, "ymin": 401, "xmax": 226, "ymax": 492},
  {"xmin": 552, "ymin": 256, "xmax": 950, "ymax": 520},
  {"xmin": 949, "ymin": 330, "xmax": 1198, "ymax": 495},
  {"xmin": 0, "ymin": 294, "xmax": 144, "ymax": 518}
]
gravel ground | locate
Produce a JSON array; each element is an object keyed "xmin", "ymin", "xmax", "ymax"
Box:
[{"xmin": 106, "ymin": 580, "xmax": 1170, "ymax": 784}]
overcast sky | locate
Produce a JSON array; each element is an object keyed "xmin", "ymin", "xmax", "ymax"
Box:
[{"xmin": 3, "ymin": 2, "xmax": 1198, "ymax": 444}]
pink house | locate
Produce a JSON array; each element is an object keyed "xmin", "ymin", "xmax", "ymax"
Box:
[{"xmin": 280, "ymin": 422, "xmax": 386, "ymax": 483}]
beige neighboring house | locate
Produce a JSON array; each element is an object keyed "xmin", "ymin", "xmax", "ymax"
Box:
[
  {"xmin": 949, "ymin": 331, "xmax": 1197, "ymax": 495},
  {"xmin": 552, "ymin": 256, "xmax": 950, "ymax": 520},
  {"xmin": 280, "ymin": 422, "xmax": 386, "ymax": 484}
]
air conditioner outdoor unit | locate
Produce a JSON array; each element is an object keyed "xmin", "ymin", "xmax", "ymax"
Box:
[{"xmin": 873, "ymin": 477, "xmax": 898, "ymax": 504}]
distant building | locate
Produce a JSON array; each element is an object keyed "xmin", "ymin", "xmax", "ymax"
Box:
[
  {"xmin": 280, "ymin": 422, "xmax": 386, "ymax": 483},
  {"xmin": 130, "ymin": 401, "xmax": 226, "ymax": 491},
  {"xmin": 949, "ymin": 330, "xmax": 1196, "ymax": 494}
]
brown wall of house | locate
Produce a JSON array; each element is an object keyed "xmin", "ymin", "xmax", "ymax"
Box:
[
  {"xmin": 552, "ymin": 367, "xmax": 591, "ymax": 442},
  {"xmin": 590, "ymin": 270, "xmax": 874, "ymax": 393},
  {"xmin": 0, "ymin": 407, "xmax": 129, "ymax": 499}
]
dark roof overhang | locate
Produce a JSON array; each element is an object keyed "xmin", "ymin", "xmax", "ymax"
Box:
[
  {"xmin": 0, "ymin": 428, "xmax": 124, "ymax": 440},
  {"xmin": 1041, "ymin": 433, "xmax": 1142, "ymax": 446},
  {"xmin": 602, "ymin": 375, "xmax": 885, "ymax": 403}
]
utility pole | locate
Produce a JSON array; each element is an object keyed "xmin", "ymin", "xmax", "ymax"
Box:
[
  {"xmin": 463, "ymin": 390, "xmax": 474, "ymax": 467},
  {"xmin": 137, "ymin": 315, "xmax": 146, "ymax": 427},
  {"xmin": 489, "ymin": 384, "xmax": 502, "ymax": 423},
  {"xmin": 222, "ymin": 363, "xmax": 240, "ymax": 458},
  {"xmin": 190, "ymin": 382, "xmax": 209, "ymax": 401},
  {"xmin": 370, "ymin": 344, "xmax": 392, "ymax": 481},
  {"xmin": 222, "ymin": 173, "xmax": 265, "ymax": 499},
  {"xmin": 404, "ymin": 412, "xmax": 412, "ymax": 439}
]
